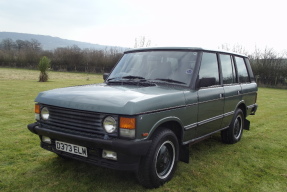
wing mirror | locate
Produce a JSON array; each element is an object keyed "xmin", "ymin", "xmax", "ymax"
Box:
[{"xmin": 103, "ymin": 73, "xmax": 110, "ymax": 81}]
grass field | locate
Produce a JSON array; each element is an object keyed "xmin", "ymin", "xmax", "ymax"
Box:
[{"xmin": 1, "ymin": 67, "xmax": 286, "ymax": 192}]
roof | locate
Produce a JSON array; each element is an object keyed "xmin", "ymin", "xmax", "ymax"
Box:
[{"xmin": 125, "ymin": 47, "xmax": 247, "ymax": 57}]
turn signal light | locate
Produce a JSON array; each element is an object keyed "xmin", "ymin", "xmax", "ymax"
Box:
[
  {"xmin": 35, "ymin": 104, "xmax": 40, "ymax": 114},
  {"xmin": 119, "ymin": 117, "xmax": 136, "ymax": 129}
]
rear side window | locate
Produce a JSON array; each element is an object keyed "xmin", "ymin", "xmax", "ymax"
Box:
[
  {"xmin": 198, "ymin": 52, "xmax": 220, "ymax": 88},
  {"xmin": 234, "ymin": 56, "xmax": 250, "ymax": 83},
  {"xmin": 219, "ymin": 54, "xmax": 236, "ymax": 84}
]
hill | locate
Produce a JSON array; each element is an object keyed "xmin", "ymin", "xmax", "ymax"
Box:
[{"xmin": 0, "ymin": 32, "xmax": 125, "ymax": 50}]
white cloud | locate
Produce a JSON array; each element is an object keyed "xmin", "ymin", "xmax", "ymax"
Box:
[{"xmin": 0, "ymin": 0, "xmax": 286, "ymax": 52}]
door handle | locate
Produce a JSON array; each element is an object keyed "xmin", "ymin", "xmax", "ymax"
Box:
[{"xmin": 219, "ymin": 93, "xmax": 224, "ymax": 98}]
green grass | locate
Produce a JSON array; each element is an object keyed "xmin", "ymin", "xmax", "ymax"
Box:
[{"xmin": 1, "ymin": 67, "xmax": 286, "ymax": 192}]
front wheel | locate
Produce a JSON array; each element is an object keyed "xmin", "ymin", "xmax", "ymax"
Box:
[
  {"xmin": 137, "ymin": 129, "xmax": 179, "ymax": 188},
  {"xmin": 221, "ymin": 108, "xmax": 244, "ymax": 144}
]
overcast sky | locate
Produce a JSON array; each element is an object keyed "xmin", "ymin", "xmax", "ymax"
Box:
[{"xmin": 0, "ymin": 0, "xmax": 286, "ymax": 52}]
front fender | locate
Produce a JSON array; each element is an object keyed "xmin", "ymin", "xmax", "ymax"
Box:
[{"xmin": 148, "ymin": 116, "xmax": 184, "ymax": 139}]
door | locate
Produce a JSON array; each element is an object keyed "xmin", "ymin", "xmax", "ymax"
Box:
[
  {"xmin": 219, "ymin": 54, "xmax": 242, "ymax": 128},
  {"xmin": 196, "ymin": 52, "xmax": 224, "ymax": 137}
]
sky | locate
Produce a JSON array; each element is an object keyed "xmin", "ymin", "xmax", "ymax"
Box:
[{"xmin": 0, "ymin": 0, "xmax": 286, "ymax": 53}]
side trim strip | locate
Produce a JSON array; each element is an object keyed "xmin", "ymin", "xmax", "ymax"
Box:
[
  {"xmin": 198, "ymin": 114, "xmax": 223, "ymax": 126},
  {"xmin": 136, "ymin": 104, "xmax": 186, "ymax": 115},
  {"xmin": 184, "ymin": 123, "xmax": 197, "ymax": 131},
  {"xmin": 224, "ymin": 111, "xmax": 234, "ymax": 117},
  {"xmin": 198, "ymin": 97, "xmax": 223, "ymax": 105},
  {"xmin": 184, "ymin": 111, "xmax": 234, "ymax": 131}
]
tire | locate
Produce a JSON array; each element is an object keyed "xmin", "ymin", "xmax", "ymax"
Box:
[
  {"xmin": 221, "ymin": 108, "xmax": 244, "ymax": 144},
  {"xmin": 136, "ymin": 129, "xmax": 179, "ymax": 188}
]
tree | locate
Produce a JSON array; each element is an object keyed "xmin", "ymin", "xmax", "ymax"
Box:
[
  {"xmin": 134, "ymin": 36, "xmax": 151, "ymax": 48},
  {"xmin": 1, "ymin": 38, "xmax": 16, "ymax": 51},
  {"xmin": 218, "ymin": 43, "xmax": 249, "ymax": 55},
  {"xmin": 38, "ymin": 56, "xmax": 51, "ymax": 82}
]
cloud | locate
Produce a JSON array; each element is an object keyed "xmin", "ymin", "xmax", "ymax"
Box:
[{"xmin": 0, "ymin": 0, "xmax": 286, "ymax": 52}]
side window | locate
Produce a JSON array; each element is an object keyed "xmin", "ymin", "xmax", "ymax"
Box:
[
  {"xmin": 234, "ymin": 56, "xmax": 250, "ymax": 83},
  {"xmin": 219, "ymin": 54, "xmax": 236, "ymax": 84},
  {"xmin": 244, "ymin": 58, "xmax": 255, "ymax": 82},
  {"xmin": 198, "ymin": 52, "xmax": 220, "ymax": 88}
]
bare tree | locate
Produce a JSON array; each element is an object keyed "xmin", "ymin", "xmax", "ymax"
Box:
[
  {"xmin": 1, "ymin": 38, "xmax": 16, "ymax": 51},
  {"xmin": 250, "ymin": 47, "xmax": 287, "ymax": 86},
  {"xmin": 134, "ymin": 36, "xmax": 151, "ymax": 48},
  {"xmin": 219, "ymin": 43, "xmax": 249, "ymax": 55}
]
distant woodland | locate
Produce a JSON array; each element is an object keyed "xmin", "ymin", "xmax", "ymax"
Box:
[
  {"xmin": 0, "ymin": 38, "xmax": 123, "ymax": 73},
  {"xmin": 0, "ymin": 38, "xmax": 286, "ymax": 87}
]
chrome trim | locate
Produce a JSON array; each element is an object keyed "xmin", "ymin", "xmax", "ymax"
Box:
[
  {"xmin": 240, "ymin": 91, "xmax": 258, "ymax": 96},
  {"xmin": 198, "ymin": 97, "xmax": 222, "ymax": 105},
  {"xmin": 184, "ymin": 111, "xmax": 234, "ymax": 131},
  {"xmin": 184, "ymin": 123, "xmax": 197, "ymax": 131},
  {"xmin": 186, "ymin": 102, "xmax": 198, "ymax": 107},
  {"xmin": 136, "ymin": 104, "xmax": 186, "ymax": 115},
  {"xmin": 224, "ymin": 111, "xmax": 234, "ymax": 117},
  {"xmin": 198, "ymin": 114, "xmax": 223, "ymax": 126}
]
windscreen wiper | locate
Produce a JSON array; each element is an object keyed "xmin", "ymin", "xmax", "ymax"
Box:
[
  {"xmin": 154, "ymin": 78, "xmax": 186, "ymax": 85},
  {"xmin": 107, "ymin": 75, "xmax": 146, "ymax": 81},
  {"xmin": 122, "ymin": 75, "xmax": 146, "ymax": 80}
]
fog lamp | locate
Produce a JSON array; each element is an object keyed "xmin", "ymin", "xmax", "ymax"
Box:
[
  {"xmin": 42, "ymin": 136, "xmax": 51, "ymax": 144},
  {"xmin": 102, "ymin": 150, "xmax": 117, "ymax": 160},
  {"xmin": 120, "ymin": 129, "xmax": 135, "ymax": 138},
  {"xmin": 35, "ymin": 114, "xmax": 40, "ymax": 120}
]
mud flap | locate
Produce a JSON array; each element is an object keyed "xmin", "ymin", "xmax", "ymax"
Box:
[
  {"xmin": 244, "ymin": 119, "xmax": 250, "ymax": 130},
  {"xmin": 179, "ymin": 144, "xmax": 190, "ymax": 163}
]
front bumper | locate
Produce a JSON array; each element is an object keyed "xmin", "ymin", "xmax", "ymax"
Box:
[{"xmin": 27, "ymin": 123, "xmax": 152, "ymax": 171}]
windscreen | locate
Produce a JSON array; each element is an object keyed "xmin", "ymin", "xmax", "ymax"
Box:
[{"xmin": 108, "ymin": 51, "xmax": 198, "ymax": 86}]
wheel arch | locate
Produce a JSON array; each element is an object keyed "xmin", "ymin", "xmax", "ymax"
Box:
[
  {"xmin": 147, "ymin": 117, "xmax": 189, "ymax": 163},
  {"xmin": 148, "ymin": 117, "xmax": 184, "ymax": 142},
  {"xmin": 236, "ymin": 101, "xmax": 247, "ymax": 118}
]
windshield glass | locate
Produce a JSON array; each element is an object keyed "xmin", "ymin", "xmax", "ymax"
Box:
[{"xmin": 108, "ymin": 51, "xmax": 198, "ymax": 85}]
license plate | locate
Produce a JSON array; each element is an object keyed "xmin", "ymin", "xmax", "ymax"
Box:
[{"xmin": 55, "ymin": 141, "xmax": 88, "ymax": 157}]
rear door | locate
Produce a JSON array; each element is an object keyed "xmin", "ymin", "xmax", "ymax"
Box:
[{"xmin": 219, "ymin": 54, "xmax": 242, "ymax": 128}]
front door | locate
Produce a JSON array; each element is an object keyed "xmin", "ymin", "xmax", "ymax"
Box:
[{"xmin": 196, "ymin": 52, "xmax": 224, "ymax": 137}]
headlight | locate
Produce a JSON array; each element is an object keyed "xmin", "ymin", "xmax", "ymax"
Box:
[
  {"xmin": 103, "ymin": 116, "xmax": 117, "ymax": 133},
  {"xmin": 41, "ymin": 107, "xmax": 50, "ymax": 120}
]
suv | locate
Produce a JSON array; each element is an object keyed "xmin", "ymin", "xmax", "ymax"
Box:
[{"xmin": 27, "ymin": 47, "xmax": 258, "ymax": 188}]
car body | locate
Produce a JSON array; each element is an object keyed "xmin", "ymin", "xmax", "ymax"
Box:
[{"xmin": 27, "ymin": 47, "xmax": 258, "ymax": 188}]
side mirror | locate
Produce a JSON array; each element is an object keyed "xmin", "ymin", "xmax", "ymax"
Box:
[
  {"xmin": 198, "ymin": 78, "xmax": 216, "ymax": 88},
  {"xmin": 103, "ymin": 73, "xmax": 110, "ymax": 81}
]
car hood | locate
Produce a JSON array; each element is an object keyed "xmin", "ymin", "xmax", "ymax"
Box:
[{"xmin": 35, "ymin": 83, "xmax": 187, "ymax": 115}]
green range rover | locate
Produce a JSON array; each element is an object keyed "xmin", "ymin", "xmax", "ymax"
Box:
[{"xmin": 27, "ymin": 47, "xmax": 258, "ymax": 188}]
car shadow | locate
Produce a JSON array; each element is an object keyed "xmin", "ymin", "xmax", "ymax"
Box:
[{"xmin": 31, "ymin": 154, "xmax": 145, "ymax": 191}]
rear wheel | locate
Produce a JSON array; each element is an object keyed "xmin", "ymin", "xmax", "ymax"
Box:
[
  {"xmin": 221, "ymin": 108, "xmax": 244, "ymax": 144},
  {"xmin": 137, "ymin": 128, "xmax": 179, "ymax": 188}
]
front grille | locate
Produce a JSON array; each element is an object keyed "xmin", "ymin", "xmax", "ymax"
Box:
[{"xmin": 39, "ymin": 104, "xmax": 118, "ymax": 138}]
